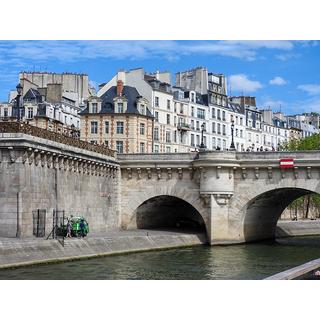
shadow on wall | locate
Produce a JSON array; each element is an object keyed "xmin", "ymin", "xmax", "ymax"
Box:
[
  {"xmin": 243, "ymin": 187, "xmax": 315, "ymax": 243},
  {"xmin": 128, "ymin": 195, "xmax": 206, "ymax": 233}
]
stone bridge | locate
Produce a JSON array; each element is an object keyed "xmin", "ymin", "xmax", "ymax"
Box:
[
  {"xmin": 1, "ymin": 126, "xmax": 320, "ymax": 245},
  {"xmin": 119, "ymin": 151, "xmax": 320, "ymax": 244}
]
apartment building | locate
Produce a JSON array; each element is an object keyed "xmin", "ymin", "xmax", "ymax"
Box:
[{"xmin": 80, "ymin": 80, "xmax": 153, "ymax": 153}]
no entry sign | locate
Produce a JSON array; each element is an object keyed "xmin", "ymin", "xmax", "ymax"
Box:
[{"xmin": 279, "ymin": 158, "xmax": 294, "ymax": 169}]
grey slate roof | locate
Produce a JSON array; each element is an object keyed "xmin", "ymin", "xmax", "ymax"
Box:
[
  {"xmin": 80, "ymin": 85, "xmax": 153, "ymax": 117},
  {"xmin": 228, "ymin": 102, "xmax": 245, "ymax": 115}
]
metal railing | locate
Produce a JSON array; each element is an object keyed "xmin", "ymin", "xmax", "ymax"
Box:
[{"xmin": 0, "ymin": 121, "xmax": 115, "ymax": 157}]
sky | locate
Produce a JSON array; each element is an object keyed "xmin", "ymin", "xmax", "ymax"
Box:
[{"xmin": 0, "ymin": 40, "xmax": 320, "ymax": 115}]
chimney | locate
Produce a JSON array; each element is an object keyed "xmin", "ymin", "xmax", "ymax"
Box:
[{"xmin": 117, "ymin": 80, "xmax": 124, "ymax": 96}]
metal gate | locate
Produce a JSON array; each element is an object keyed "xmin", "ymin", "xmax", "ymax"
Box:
[
  {"xmin": 46, "ymin": 210, "xmax": 65, "ymax": 246},
  {"xmin": 32, "ymin": 209, "xmax": 46, "ymax": 237}
]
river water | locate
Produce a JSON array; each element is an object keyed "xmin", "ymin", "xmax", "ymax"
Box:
[{"xmin": 1, "ymin": 235, "xmax": 320, "ymax": 280}]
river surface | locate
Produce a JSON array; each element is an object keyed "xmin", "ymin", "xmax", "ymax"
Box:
[{"xmin": 1, "ymin": 235, "xmax": 320, "ymax": 280}]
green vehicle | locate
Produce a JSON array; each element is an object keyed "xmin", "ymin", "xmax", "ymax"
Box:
[
  {"xmin": 57, "ymin": 216, "xmax": 89, "ymax": 238},
  {"xmin": 70, "ymin": 216, "xmax": 89, "ymax": 237}
]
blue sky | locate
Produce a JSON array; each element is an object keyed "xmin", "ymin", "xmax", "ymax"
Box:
[{"xmin": 0, "ymin": 40, "xmax": 320, "ymax": 115}]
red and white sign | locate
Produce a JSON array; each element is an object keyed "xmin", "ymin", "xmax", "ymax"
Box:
[{"xmin": 280, "ymin": 158, "xmax": 294, "ymax": 169}]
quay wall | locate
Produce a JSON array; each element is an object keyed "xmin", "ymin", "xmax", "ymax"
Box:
[{"xmin": 0, "ymin": 232, "xmax": 206, "ymax": 269}]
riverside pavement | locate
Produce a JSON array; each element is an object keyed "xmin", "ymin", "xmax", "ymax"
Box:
[{"xmin": 0, "ymin": 229, "xmax": 207, "ymax": 269}]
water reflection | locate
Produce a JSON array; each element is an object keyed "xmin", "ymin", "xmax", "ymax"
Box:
[{"xmin": 1, "ymin": 236, "xmax": 320, "ymax": 280}]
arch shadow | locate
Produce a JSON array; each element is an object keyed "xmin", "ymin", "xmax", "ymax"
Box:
[
  {"xmin": 243, "ymin": 187, "xmax": 316, "ymax": 242},
  {"xmin": 127, "ymin": 195, "xmax": 207, "ymax": 235}
]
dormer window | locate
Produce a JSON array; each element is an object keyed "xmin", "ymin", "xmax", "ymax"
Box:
[
  {"xmin": 92, "ymin": 103, "xmax": 98, "ymax": 113},
  {"xmin": 140, "ymin": 104, "xmax": 146, "ymax": 115},
  {"xmin": 117, "ymin": 102, "xmax": 124, "ymax": 113}
]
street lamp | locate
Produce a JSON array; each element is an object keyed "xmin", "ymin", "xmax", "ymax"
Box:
[
  {"xmin": 230, "ymin": 120, "xmax": 235, "ymax": 150},
  {"xmin": 200, "ymin": 122, "xmax": 206, "ymax": 149},
  {"xmin": 16, "ymin": 83, "xmax": 23, "ymax": 121}
]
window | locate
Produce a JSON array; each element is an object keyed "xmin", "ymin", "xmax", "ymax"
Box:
[
  {"xmin": 196, "ymin": 121, "xmax": 200, "ymax": 131},
  {"xmin": 167, "ymin": 99, "xmax": 171, "ymax": 110},
  {"xmin": 240, "ymin": 118, "xmax": 243, "ymax": 126},
  {"xmin": 248, "ymin": 133, "xmax": 252, "ymax": 142},
  {"xmin": 154, "ymin": 145, "xmax": 159, "ymax": 153},
  {"xmin": 256, "ymin": 134, "xmax": 259, "ymax": 143},
  {"xmin": 191, "ymin": 107, "xmax": 194, "ymax": 117},
  {"xmin": 217, "ymin": 109, "xmax": 221, "ymax": 120},
  {"xmin": 197, "ymin": 108, "xmax": 205, "ymax": 119},
  {"xmin": 217, "ymin": 123, "xmax": 221, "ymax": 134},
  {"xmin": 116, "ymin": 141, "xmax": 123, "ymax": 153},
  {"xmin": 222, "ymin": 111, "xmax": 226, "ymax": 121},
  {"xmin": 92, "ymin": 103, "xmax": 97, "ymax": 113},
  {"xmin": 191, "ymin": 92, "xmax": 195, "ymax": 102},
  {"xmin": 140, "ymin": 123, "xmax": 145, "ymax": 135},
  {"xmin": 3, "ymin": 108, "xmax": 8, "ymax": 117},
  {"xmin": 212, "ymin": 108, "xmax": 216, "ymax": 118},
  {"xmin": 166, "ymin": 114, "xmax": 170, "ymax": 125},
  {"xmin": 90, "ymin": 140, "xmax": 96, "ymax": 144},
  {"xmin": 235, "ymin": 128, "xmax": 238, "ymax": 137},
  {"xmin": 140, "ymin": 105, "xmax": 146, "ymax": 115},
  {"xmin": 155, "ymin": 111, "xmax": 159, "ymax": 122},
  {"xmin": 196, "ymin": 135, "xmax": 200, "ymax": 146},
  {"xmin": 154, "ymin": 127, "xmax": 159, "ymax": 141},
  {"xmin": 223, "ymin": 139, "xmax": 226, "ymax": 150},
  {"xmin": 191, "ymin": 120, "xmax": 195, "ymax": 130},
  {"xmin": 165, "ymin": 131, "xmax": 171, "ymax": 143},
  {"xmin": 212, "ymin": 137, "xmax": 216, "ymax": 149},
  {"xmin": 222, "ymin": 124, "xmax": 226, "ymax": 135},
  {"xmin": 203, "ymin": 136, "xmax": 207, "ymax": 147},
  {"xmin": 212, "ymin": 122, "xmax": 216, "ymax": 133},
  {"xmin": 191, "ymin": 134, "xmax": 195, "ymax": 146},
  {"xmin": 117, "ymin": 103, "xmax": 124, "ymax": 113},
  {"xmin": 217, "ymin": 138, "xmax": 221, "ymax": 148},
  {"xmin": 240, "ymin": 130, "xmax": 243, "ymax": 138},
  {"xmin": 105, "ymin": 121, "xmax": 109, "ymax": 134},
  {"xmin": 91, "ymin": 121, "xmax": 98, "ymax": 134},
  {"xmin": 104, "ymin": 140, "xmax": 109, "ymax": 147},
  {"xmin": 180, "ymin": 104, "xmax": 184, "ymax": 114},
  {"xmin": 166, "ymin": 146, "xmax": 171, "ymax": 153},
  {"xmin": 174, "ymin": 131, "xmax": 177, "ymax": 143},
  {"xmin": 155, "ymin": 97, "xmax": 159, "ymax": 107},
  {"xmin": 116, "ymin": 121, "xmax": 124, "ymax": 134},
  {"xmin": 27, "ymin": 107, "xmax": 33, "ymax": 119},
  {"xmin": 140, "ymin": 142, "xmax": 145, "ymax": 153}
]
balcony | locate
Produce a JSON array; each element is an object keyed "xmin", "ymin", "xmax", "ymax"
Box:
[{"xmin": 177, "ymin": 123, "xmax": 191, "ymax": 131}]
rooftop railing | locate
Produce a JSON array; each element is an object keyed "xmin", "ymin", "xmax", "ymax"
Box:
[{"xmin": 0, "ymin": 121, "xmax": 116, "ymax": 158}]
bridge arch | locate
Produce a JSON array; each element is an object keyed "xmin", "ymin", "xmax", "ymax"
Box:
[
  {"xmin": 127, "ymin": 195, "xmax": 207, "ymax": 233},
  {"xmin": 121, "ymin": 186, "xmax": 209, "ymax": 238},
  {"xmin": 240, "ymin": 186, "xmax": 318, "ymax": 242}
]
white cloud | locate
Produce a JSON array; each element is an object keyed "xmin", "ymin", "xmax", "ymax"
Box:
[
  {"xmin": 0, "ymin": 40, "xmax": 297, "ymax": 65},
  {"xmin": 229, "ymin": 74, "xmax": 262, "ymax": 93},
  {"xmin": 269, "ymin": 76, "xmax": 287, "ymax": 86},
  {"xmin": 297, "ymin": 84, "xmax": 320, "ymax": 95},
  {"xmin": 275, "ymin": 53, "xmax": 300, "ymax": 61}
]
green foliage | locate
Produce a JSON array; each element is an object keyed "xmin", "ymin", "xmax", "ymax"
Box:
[
  {"xmin": 282, "ymin": 134, "xmax": 320, "ymax": 216},
  {"xmin": 280, "ymin": 134, "xmax": 320, "ymax": 151}
]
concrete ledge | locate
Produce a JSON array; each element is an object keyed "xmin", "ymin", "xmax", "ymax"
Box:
[
  {"xmin": 264, "ymin": 258, "xmax": 320, "ymax": 280},
  {"xmin": 276, "ymin": 220, "xmax": 320, "ymax": 238},
  {"xmin": 0, "ymin": 231, "xmax": 207, "ymax": 269}
]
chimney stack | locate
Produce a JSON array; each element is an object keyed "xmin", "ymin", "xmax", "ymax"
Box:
[{"xmin": 117, "ymin": 80, "xmax": 124, "ymax": 96}]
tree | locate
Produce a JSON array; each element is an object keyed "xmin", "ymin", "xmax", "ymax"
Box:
[{"xmin": 281, "ymin": 134, "xmax": 320, "ymax": 219}]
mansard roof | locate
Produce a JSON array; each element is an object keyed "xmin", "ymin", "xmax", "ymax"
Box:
[
  {"xmin": 23, "ymin": 88, "xmax": 42, "ymax": 103},
  {"xmin": 228, "ymin": 102, "xmax": 245, "ymax": 115},
  {"xmin": 80, "ymin": 85, "xmax": 153, "ymax": 117}
]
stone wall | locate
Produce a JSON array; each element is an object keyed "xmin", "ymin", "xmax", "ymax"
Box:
[{"xmin": 0, "ymin": 132, "xmax": 120, "ymax": 237}]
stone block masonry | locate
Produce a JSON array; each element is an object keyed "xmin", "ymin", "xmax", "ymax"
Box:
[{"xmin": 0, "ymin": 131, "xmax": 120, "ymax": 238}]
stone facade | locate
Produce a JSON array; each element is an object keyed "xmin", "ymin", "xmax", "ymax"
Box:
[{"xmin": 0, "ymin": 129, "xmax": 119, "ymax": 237}]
